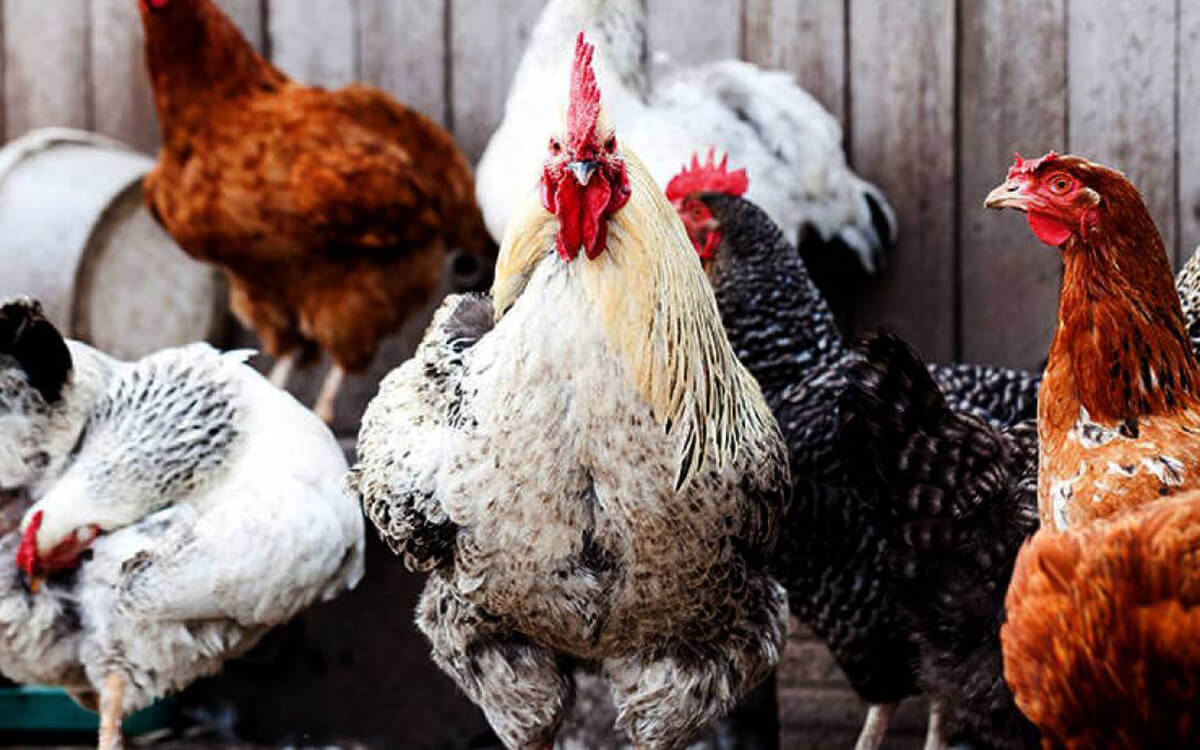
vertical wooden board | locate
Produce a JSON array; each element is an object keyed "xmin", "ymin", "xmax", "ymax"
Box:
[
  {"xmin": 742, "ymin": 0, "xmax": 845, "ymax": 124},
  {"xmin": 90, "ymin": 0, "xmax": 159, "ymax": 152},
  {"xmin": 647, "ymin": 0, "xmax": 740, "ymax": 67},
  {"xmin": 1068, "ymin": 0, "xmax": 1177, "ymax": 261},
  {"xmin": 4, "ymin": 0, "xmax": 91, "ymax": 139},
  {"xmin": 214, "ymin": 0, "xmax": 265, "ymax": 50},
  {"xmin": 450, "ymin": 0, "xmax": 545, "ymax": 162},
  {"xmin": 358, "ymin": 0, "xmax": 447, "ymax": 124},
  {"xmin": 848, "ymin": 0, "xmax": 956, "ymax": 361},
  {"xmin": 266, "ymin": 0, "xmax": 356, "ymax": 88},
  {"xmin": 1180, "ymin": 2, "xmax": 1200, "ymax": 260},
  {"xmin": 958, "ymin": 0, "xmax": 1066, "ymax": 370}
]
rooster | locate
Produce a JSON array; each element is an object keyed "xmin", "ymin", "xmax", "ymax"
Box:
[
  {"xmin": 0, "ymin": 297, "xmax": 364, "ymax": 750},
  {"xmin": 139, "ymin": 0, "xmax": 495, "ymax": 423},
  {"xmin": 985, "ymin": 152, "xmax": 1200, "ymax": 528},
  {"xmin": 477, "ymin": 0, "xmax": 896, "ymax": 285},
  {"xmin": 663, "ymin": 154, "xmax": 1040, "ymax": 749},
  {"xmin": 349, "ymin": 34, "xmax": 790, "ymax": 749}
]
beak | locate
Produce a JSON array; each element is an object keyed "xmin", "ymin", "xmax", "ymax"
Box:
[
  {"xmin": 23, "ymin": 573, "xmax": 42, "ymax": 594},
  {"xmin": 568, "ymin": 160, "xmax": 597, "ymax": 187},
  {"xmin": 985, "ymin": 179, "xmax": 1032, "ymax": 211}
]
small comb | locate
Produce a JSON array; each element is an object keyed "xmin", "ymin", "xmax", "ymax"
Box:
[
  {"xmin": 16, "ymin": 510, "xmax": 41, "ymax": 578},
  {"xmin": 1007, "ymin": 150, "xmax": 1059, "ymax": 179},
  {"xmin": 567, "ymin": 32, "xmax": 602, "ymax": 153},
  {"xmin": 665, "ymin": 148, "xmax": 749, "ymax": 202}
]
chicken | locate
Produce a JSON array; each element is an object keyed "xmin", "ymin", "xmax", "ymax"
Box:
[
  {"xmin": 139, "ymin": 0, "xmax": 496, "ymax": 423},
  {"xmin": 838, "ymin": 332, "xmax": 1041, "ymax": 749},
  {"xmin": 664, "ymin": 154, "xmax": 1040, "ymax": 748},
  {"xmin": 985, "ymin": 152, "xmax": 1200, "ymax": 529},
  {"xmin": 0, "ymin": 297, "xmax": 363, "ymax": 749},
  {"xmin": 349, "ymin": 35, "xmax": 790, "ymax": 749},
  {"xmin": 476, "ymin": 0, "xmax": 897, "ymax": 285},
  {"xmin": 1002, "ymin": 491, "xmax": 1200, "ymax": 747}
]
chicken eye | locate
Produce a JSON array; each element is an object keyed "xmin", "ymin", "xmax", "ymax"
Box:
[
  {"xmin": 604, "ymin": 136, "xmax": 616, "ymax": 153},
  {"xmin": 1048, "ymin": 174, "xmax": 1074, "ymax": 195},
  {"xmin": 549, "ymin": 138, "xmax": 562, "ymax": 155}
]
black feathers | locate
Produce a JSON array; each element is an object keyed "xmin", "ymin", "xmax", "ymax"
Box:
[
  {"xmin": 839, "ymin": 331, "xmax": 1040, "ymax": 749},
  {"xmin": 0, "ymin": 298, "xmax": 72, "ymax": 404}
]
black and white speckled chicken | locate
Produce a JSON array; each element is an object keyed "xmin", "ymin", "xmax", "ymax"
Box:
[
  {"xmin": 665, "ymin": 160, "xmax": 1040, "ymax": 748},
  {"xmin": 838, "ymin": 331, "xmax": 1041, "ymax": 749},
  {"xmin": 350, "ymin": 36, "xmax": 790, "ymax": 749},
  {"xmin": 0, "ymin": 298, "xmax": 363, "ymax": 749}
]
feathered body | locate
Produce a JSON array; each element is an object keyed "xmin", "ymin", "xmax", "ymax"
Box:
[
  {"xmin": 140, "ymin": 0, "xmax": 494, "ymax": 373},
  {"xmin": 0, "ymin": 299, "xmax": 363, "ymax": 725},
  {"xmin": 477, "ymin": 0, "xmax": 896, "ymax": 276},
  {"xmin": 1002, "ymin": 492, "xmax": 1200, "ymax": 748},
  {"xmin": 839, "ymin": 333, "xmax": 1041, "ymax": 749},
  {"xmin": 352, "ymin": 39, "xmax": 789, "ymax": 749},
  {"xmin": 674, "ymin": 190, "xmax": 1039, "ymax": 741}
]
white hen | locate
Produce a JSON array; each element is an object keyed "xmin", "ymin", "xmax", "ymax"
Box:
[
  {"xmin": 0, "ymin": 298, "xmax": 363, "ymax": 749},
  {"xmin": 476, "ymin": 0, "xmax": 897, "ymax": 274}
]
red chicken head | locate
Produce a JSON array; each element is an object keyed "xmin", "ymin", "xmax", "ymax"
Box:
[
  {"xmin": 540, "ymin": 32, "xmax": 631, "ymax": 262},
  {"xmin": 666, "ymin": 149, "xmax": 749, "ymax": 262},
  {"xmin": 17, "ymin": 510, "xmax": 101, "ymax": 592},
  {"xmin": 984, "ymin": 152, "xmax": 1102, "ymax": 247}
]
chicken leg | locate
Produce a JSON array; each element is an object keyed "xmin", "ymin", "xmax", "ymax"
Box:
[
  {"xmin": 854, "ymin": 703, "xmax": 895, "ymax": 750},
  {"xmin": 97, "ymin": 672, "xmax": 125, "ymax": 750},
  {"xmin": 923, "ymin": 698, "xmax": 947, "ymax": 750},
  {"xmin": 268, "ymin": 351, "xmax": 297, "ymax": 389},
  {"xmin": 313, "ymin": 364, "xmax": 345, "ymax": 424}
]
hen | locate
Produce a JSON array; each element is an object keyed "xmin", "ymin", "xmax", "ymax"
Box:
[
  {"xmin": 139, "ymin": 0, "xmax": 495, "ymax": 422},
  {"xmin": 0, "ymin": 298, "xmax": 363, "ymax": 749},
  {"xmin": 838, "ymin": 332, "xmax": 1041, "ymax": 749},
  {"xmin": 477, "ymin": 0, "xmax": 896, "ymax": 282},
  {"xmin": 986, "ymin": 152, "xmax": 1200, "ymax": 529},
  {"xmin": 350, "ymin": 35, "xmax": 790, "ymax": 749},
  {"xmin": 664, "ymin": 155, "xmax": 1039, "ymax": 748}
]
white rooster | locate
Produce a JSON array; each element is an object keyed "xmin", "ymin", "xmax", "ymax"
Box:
[
  {"xmin": 476, "ymin": 0, "xmax": 897, "ymax": 276},
  {"xmin": 0, "ymin": 298, "xmax": 363, "ymax": 749},
  {"xmin": 352, "ymin": 34, "xmax": 790, "ymax": 749}
]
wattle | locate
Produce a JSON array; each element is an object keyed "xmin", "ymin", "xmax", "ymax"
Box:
[
  {"xmin": 1028, "ymin": 211, "xmax": 1073, "ymax": 247},
  {"xmin": 552, "ymin": 177, "xmax": 614, "ymax": 261}
]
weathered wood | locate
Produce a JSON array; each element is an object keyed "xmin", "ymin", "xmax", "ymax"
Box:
[
  {"xmin": 1180, "ymin": 2, "xmax": 1200, "ymax": 259},
  {"xmin": 449, "ymin": 0, "xmax": 545, "ymax": 162},
  {"xmin": 358, "ymin": 0, "xmax": 448, "ymax": 124},
  {"xmin": 742, "ymin": 0, "xmax": 845, "ymax": 124},
  {"xmin": 266, "ymin": 0, "xmax": 357, "ymax": 87},
  {"xmin": 214, "ymin": 0, "xmax": 265, "ymax": 50},
  {"xmin": 647, "ymin": 0, "xmax": 740, "ymax": 66},
  {"xmin": 4, "ymin": 0, "xmax": 91, "ymax": 139},
  {"xmin": 90, "ymin": 0, "xmax": 159, "ymax": 152},
  {"xmin": 958, "ymin": 0, "xmax": 1066, "ymax": 370},
  {"xmin": 848, "ymin": 0, "xmax": 956, "ymax": 361},
  {"xmin": 1068, "ymin": 0, "xmax": 1178, "ymax": 262}
]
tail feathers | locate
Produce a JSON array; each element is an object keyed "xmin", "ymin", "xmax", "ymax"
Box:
[
  {"xmin": 0, "ymin": 297, "xmax": 72, "ymax": 404},
  {"xmin": 829, "ymin": 181, "xmax": 897, "ymax": 276}
]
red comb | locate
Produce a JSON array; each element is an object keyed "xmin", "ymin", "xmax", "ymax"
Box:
[
  {"xmin": 16, "ymin": 510, "xmax": 41, "ymax": 577},
  {"xmin": 666, "ymin": 149, "xmax": 749, "ymax": 201},
  {"xmin": 567, "ymin": 32, "xmax": 602, "ymax": 153},
  {"xmin": 1007, "ymin": 150, "xmax": 1059, "ymax": 179}
]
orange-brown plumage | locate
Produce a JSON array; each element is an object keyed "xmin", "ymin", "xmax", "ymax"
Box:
[
  {"xmin": 988, "ymin": 153, "xmax": 1200, "ymax": 529},
  {"xmin": 1001, "ymin": 491, "xmax": 1200, "ymax": 748},
  {"xmin": 140, "ymin": 0, "xmax": 494, "ymax": 372}
]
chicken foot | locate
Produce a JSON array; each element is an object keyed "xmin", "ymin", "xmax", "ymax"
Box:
[
  {"xmin": 313, "ymin": 364, "xmax": 345, "ymax": 424},
  {"xmin": 97, "ymin": 672, "xmax": 125, "ymax": 750},
  {"xmin": 268, "ymin": 351, "xmax": 297, "ymax": 389},
  {"xmin": 853, "ymin": 703, "xmax": 895, "ymax": 750}
]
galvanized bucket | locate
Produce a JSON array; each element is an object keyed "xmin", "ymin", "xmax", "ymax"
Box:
[{"xmin": 0, "ymin": 127, "xmax": 225, "ymax": 359}]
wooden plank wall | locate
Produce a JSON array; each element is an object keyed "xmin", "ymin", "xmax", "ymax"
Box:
[{"xmin": 6, "ymin": 0, "xmax": 1196, "ymax": 375}]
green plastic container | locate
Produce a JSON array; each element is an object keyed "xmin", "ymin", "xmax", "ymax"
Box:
[{"xmin": 0, "ymin": 685, "xmax": 172, "ymax": 735}]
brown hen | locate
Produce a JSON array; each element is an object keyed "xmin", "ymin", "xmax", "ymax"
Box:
[
  {"xmin": 1002, "ymin": 491, "xmax": 1200, "ymax": 748},
  {"xmin": 139, "ymin": 0, "xmax": 495, "ymax": 421},
  {"xmin": 987, "ymin": 152, "xmax": 1200, "ymax": 530}
]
